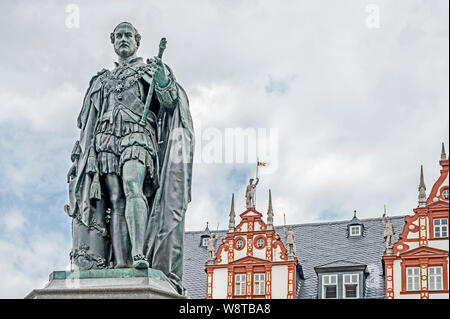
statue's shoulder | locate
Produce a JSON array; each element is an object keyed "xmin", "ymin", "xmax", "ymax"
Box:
[
  {"xmin": 86, "ymin": 68, "xmax": 111, "ymax": 92},
  {"xmin": 90, "ymin": 68, "xmax": 111, "ymax": 83}
]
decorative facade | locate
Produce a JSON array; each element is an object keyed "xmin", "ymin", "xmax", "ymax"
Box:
[
  {"xmin": 181, "ymin": 143, "xmax": 448, "ymax": 299},
  {"xmin": 205, "ymin": 191, "xmax": 299, "ymax": 299},
  {"xmin": 383, "ymin": 144, "xmax": 449, "ymax": 299}
]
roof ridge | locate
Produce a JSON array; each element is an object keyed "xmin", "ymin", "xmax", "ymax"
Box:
[{"xmin": 185, "ymin": 215, "xmax": 407, "ymax": 233}]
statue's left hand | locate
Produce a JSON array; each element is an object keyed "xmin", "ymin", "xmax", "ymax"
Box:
[{"xmin": 148, "ymin": 56, "xmax": 169, "ymax": 88}]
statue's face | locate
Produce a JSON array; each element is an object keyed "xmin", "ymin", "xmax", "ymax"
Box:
[{"xmin": 113, "ymin": 24, "xmax": 138, "ymax": 59}]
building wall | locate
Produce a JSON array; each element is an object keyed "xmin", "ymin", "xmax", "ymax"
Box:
[
  {"xmin": 271, "ymin": 265, "xmax": 288, "ymax": 299},
  {"xmin": 212, "ymin": 268, "xmax": 228, "ymax": 299}
]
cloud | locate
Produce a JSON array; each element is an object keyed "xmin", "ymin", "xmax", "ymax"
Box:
[
  {"xmin": 0, "ymin": 0, "xmax": 448, "ymax": 298},
  {"xmin": 0, "ymin": 232, "xmax": 70, "ymax": 298}
]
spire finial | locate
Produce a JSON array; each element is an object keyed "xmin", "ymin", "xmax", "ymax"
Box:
[
  {"xmin": 419, "ymin": 165, "xmax": 425, "ymax": 188},
  {"xmin": 353, "ymin": 210, "xmax": 357, "ymax": 218},
  {"xmin": 418, "ymin": 165, "xmax": 427, "ymax": 208},
  {"xmin": 228, "ymin": 193, "xmax": 235, "ymax": 232},
  {"xmin": 267, "ymin": 189, "xmax": 274, "ymax": 229},
  {"xmin": 441, "ymin": 142, "xmax": 447, "ymax": 160}
]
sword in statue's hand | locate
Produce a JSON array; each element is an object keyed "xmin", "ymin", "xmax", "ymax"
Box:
[{"xmin": 140, "ymin": 37, "xmax": 167, "ymax": 127}]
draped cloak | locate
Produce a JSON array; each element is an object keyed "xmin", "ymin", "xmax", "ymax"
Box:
[{"xmin": 67, "ymin": 62, "xmax": 194, "ymax": 295}]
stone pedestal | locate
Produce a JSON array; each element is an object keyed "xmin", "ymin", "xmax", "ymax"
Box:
[{"xmin": 25, "ymin": 268, "xmax": 186, "ymax": 299}]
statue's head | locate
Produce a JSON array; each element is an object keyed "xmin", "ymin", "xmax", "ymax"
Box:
[
  {"xmin": 249, "ymin": 178, "xmax": 254, "ymax": 184},
  {"xmin": 288, "ymin": 225, "xmax": 293, "ymax": 231},
  {"xmin": 110, "ymin": 22, "xmax": 141, "ymax": 59}
]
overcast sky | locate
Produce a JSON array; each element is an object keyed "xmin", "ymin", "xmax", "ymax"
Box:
[{"xmin": 0, "ymin": 0, "xmax": 448, "ymax": 298}]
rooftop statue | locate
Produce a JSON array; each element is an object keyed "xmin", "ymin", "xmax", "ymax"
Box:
[
  {"xmin": 245, "ymin": 177, "xmax": 259, "ymax": 208},
  {"xmin": 65, "ymin": 22, "xmax": 194, "ymax": 294},
  {"xmin": 285, "ymin": 225, "xmax": 296, "ymax": 260},
  {"xmin": 207, "ymin": 233, "xmax": 218, "ymax": 264},
  {"xmin": 382, "ymin": 212, "xmax": 395, "ymax": 255}
]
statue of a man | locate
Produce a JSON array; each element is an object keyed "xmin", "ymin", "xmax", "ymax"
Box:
[
  {"xmin": 66, "ymin": 22, "xmax": 194, "ymax": 294},
  {"xmin": 245, "ymin": 178, "xmax": 259, "ymax": 208},
  {"xmin": 285, "ymin": 225, "xmax": 296, "ymax": 259},
  {"xmin": 382, "ymin": 213, "xmax": 395, "ymax": 254},
  {"xmin": 207, "ymin": 234, "xmax": 218, "ymax": 263}
]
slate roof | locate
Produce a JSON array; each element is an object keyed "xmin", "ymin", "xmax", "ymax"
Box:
[{"xmin": 182, "ymin": 215, "xmax": 406, "ymax": 299}]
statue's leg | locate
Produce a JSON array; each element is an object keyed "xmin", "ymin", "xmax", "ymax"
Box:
[
  {"xmin": 122, "ymin": 159, "xmax": 149, "ymax": 269},
  {"xmin": 103, "ymin": 173, "xmax": 131, "ymax": 268}
]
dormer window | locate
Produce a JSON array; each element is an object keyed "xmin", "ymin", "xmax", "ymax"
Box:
[
  {"xmin": 315, "ymin": 261, "xmax": 367, "ymax": 299},
  {"xmin": 349, "ymin": 225, "xmax": 362, "ymax": 237},
  {"xmin": 347, "ymin": 211, "xmax": 364, "ymax": 237},
  {"xmin": 200, "ymin": 222, "xmax": 211, "ymax": 247}
]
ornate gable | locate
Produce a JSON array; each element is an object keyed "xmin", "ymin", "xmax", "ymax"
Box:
[{"xmin": 205, "ymin": 188, "xmax": 298, "ymax": 299}]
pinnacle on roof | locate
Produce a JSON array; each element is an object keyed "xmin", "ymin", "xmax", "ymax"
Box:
[
  {"xmin": 228, "ymin": 193, "xmax": 235, "ymax": 232},
  {"xmin": 267, "ymin": 189, "xmax": 274, "ymax": 229},
  {"xmin": 419, "ymin": 165, "xmax": 426, "ymax": 189},
  {"xmin": 441, "ymin": 142, "xmax": 447, "ymax": 161},
  {"xmin": 418, "ymin": 165, "xmax": 427, "ymax": 208}
]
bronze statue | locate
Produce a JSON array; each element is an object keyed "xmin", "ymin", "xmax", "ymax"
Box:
[{"xmin": 65, "ymin": 22, "xmax": 194, "ymax": 294}]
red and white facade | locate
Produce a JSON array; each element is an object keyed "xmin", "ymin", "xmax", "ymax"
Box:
[
  {"xmin": 205, "ymin": 207, "xmax": 298, "ymax": 299},
  {"xmin": 383, "ymin": 147, "xmax": 449, "ymax": 299}
]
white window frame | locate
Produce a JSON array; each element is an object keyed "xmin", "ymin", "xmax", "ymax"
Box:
[
  {"xmin": 202, "ymin": 237, "xmax": 209, "ymax": 247},
  {"xmin": 253, "ymin": 273, "xmax": 265, "ymax": 295},
  {"xmin": 322, "ymin": 274, "xmax": 338, "ymax": 299},
  {"xmin": 236, "ymin": 239, "xmax": 244, "ymax": 249},
  {"xmin": 406, "ymin": 267, "xmax": 420, "ymax": 291},
  {"xmin": 256, "ymin": 238, "xmax": 265, "ymax": 248},
  {"xmin": 343, "ymin": 273, "xmax": 359, "ymax": 299},
  {"xmin": 429, "ymin": 266, "xmax": 443, "ymax": 291},
  {"xmin": 434, "ymin": 218, "xmax": 448, "ymax": 238},
  {"xmin": 349, "ymin": 225, "xmax": 361, "ymax": 237},
  {"xmin": 234, "ymin": 274, "xmax": 246, "ymax": 296},
  {"xmin": 442, "ymin": 189, "xmax": 449, "ymax": 199}
]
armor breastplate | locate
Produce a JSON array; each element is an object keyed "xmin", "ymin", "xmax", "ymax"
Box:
[{"xmin": 101, "ymin": 63, "xmax": 155, "ymax": 125}]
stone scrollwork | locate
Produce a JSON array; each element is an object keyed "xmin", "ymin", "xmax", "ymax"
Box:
[{"xmin": 70, "ymin": 243, "xmax": 107, "ymax": 270}]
